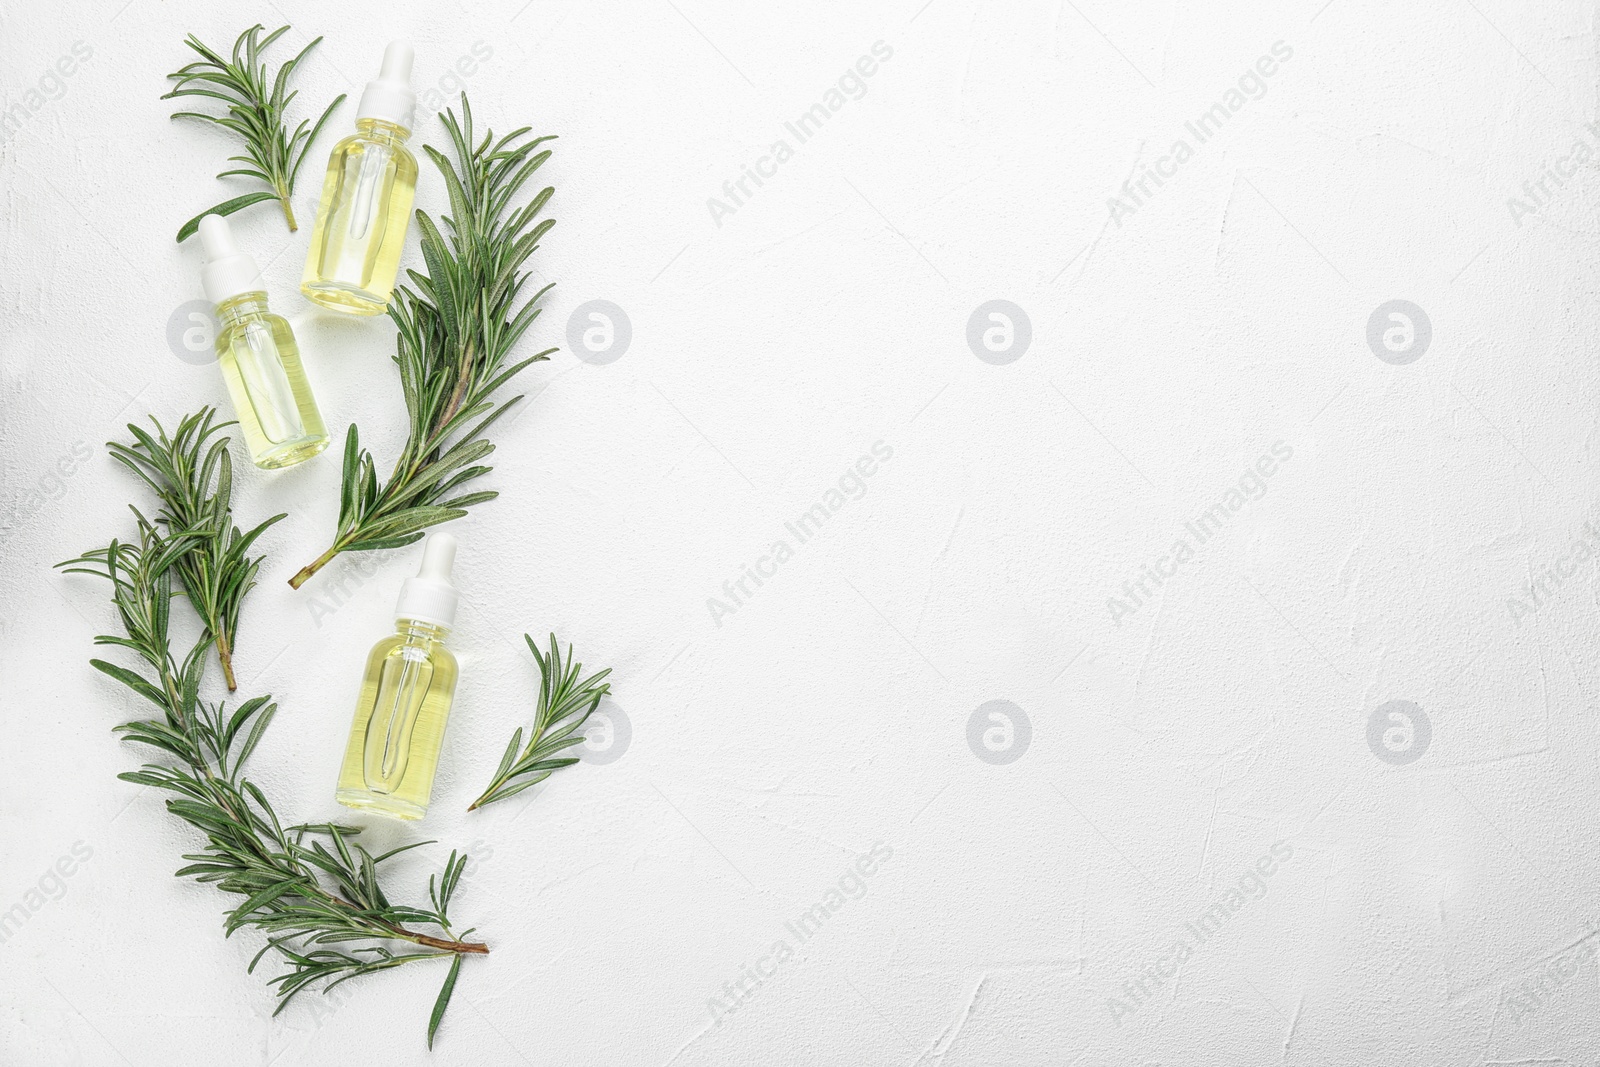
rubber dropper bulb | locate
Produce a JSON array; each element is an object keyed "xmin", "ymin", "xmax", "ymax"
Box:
[
  {"xmin": 380, "ymin": 41, "xmax": 413, "ymax": 83},
  {"xmin": 395, "ymin": 532, "xmax": 459, "ymax": 628},
  {"xmin": 199, "ymin": 214, "xmax": 238, "ymax": 258},
  {"xmin": 197, "ymin": 214, "xmax": 265, "ymax": 305},
  {"xmin": 357, "ymin": 40, "xmax": 417, "ymax": 130},
  {"xmin": 419, "ymin": 531, "xmax": 456, "ymax": 582}
]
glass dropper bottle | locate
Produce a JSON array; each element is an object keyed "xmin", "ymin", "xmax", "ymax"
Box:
[{"xmin": 198, "ymin": 214, "xmax": 329, "ymax": 469}]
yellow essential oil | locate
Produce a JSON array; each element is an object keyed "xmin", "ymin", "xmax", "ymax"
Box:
[
  {"xmin": 335, "ymin": 533, "xmax": 462, "ymax": 821},
  {"xmin": 335, "ymin": 620, "xmax": 459, "ymax": 819},
  {"xmin": 301, "ymin": 43, "xmax": 419, "ymax": 315},
  {"xmin": 213, "ymin": 294, "xmax": 329, "ymax": 468},
  {"xmin": 197, "ymin": 214, "xmax": 329, "ymax": 470}
]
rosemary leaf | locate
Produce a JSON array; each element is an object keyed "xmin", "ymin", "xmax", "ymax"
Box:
[
  {"xmin": 470, "ymin": 634, "xmax": 612, "ymax": 811},
  {"xmin": 428, "ymin": 953, "xmax": 463, "ymax": 1049},
  {"xmin": 165, "ymin": 23, "xmax": 345, "ymax": 240},
  {"xmin": 98, "ymin": 409, "xmax": 283, "ymax": 690}
]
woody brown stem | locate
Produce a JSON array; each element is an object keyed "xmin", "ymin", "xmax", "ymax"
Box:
[
  {"xmin": 322, "ymin": 894, "xmax": 490, "ymax": 956},
  {"xmin": 216, "ymin": 629, "xmax": 238, "ymax": 691},
  {"xmin": 408, "ymin": 932, "xmax": 489, "ymax": 955}
]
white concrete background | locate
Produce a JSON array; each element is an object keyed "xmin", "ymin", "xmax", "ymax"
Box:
[{"xmin": 2, "ymin": 0, "xmax": 1599, "ymax": 1063}]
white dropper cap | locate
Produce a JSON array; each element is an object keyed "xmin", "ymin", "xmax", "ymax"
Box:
[
  {"xmin": 198, "ymin": 215, "xmax": 266, "ymax": 305},
  {"xmin": 395, "ymin": 532, "xmax": 458, "ymax": 628},
  {"xmin": 356, "ymin": 41, "xmax": 416, "ymax": 131}
]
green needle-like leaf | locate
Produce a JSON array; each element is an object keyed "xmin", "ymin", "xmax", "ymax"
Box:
[
  {"xmin": 469, "ymin": 634, "xmax": 613, "ymax": 811},
  {"xmin": 175, "ymin": 191, "xmax": 281, "ymax": 242},
  {"xmin": 428, "ymin": 953, "xmax": 464, "ymax": 1049},
  {"xmin": 98, "ymin": 409, "xmax": 283, "ymax": 690},
  {"xmin": 164, "ymin": 24, "xmax": 345, "ymax": 239}
]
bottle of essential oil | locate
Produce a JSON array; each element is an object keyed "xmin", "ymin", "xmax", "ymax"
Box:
[
  {"xmin": 335, "ymin": 533, "xmax": 462, "ymax": 820},
  {"xmin": 198, "ymin": 215, "xmax": 329, "ymax": 469},
  {"xmin": 301, "ymin": 41, "xmax": 419, "ymax": 315}
]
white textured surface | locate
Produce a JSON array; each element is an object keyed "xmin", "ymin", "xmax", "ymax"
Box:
[{"xmin": 3, "ymin": 1, "xmax": 1600, "ymax": 1063}]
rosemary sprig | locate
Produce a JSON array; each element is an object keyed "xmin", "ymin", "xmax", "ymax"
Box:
[
  {"xmin": 164, "ymin": 23, "xmax": 345, "ymax": 241},
  {"xmin": 470, "ymin": 634, "xmax": 612, "ymax": 811},
  {"xmin": 103, "ymin": 409, "xmax": 282, "ymax": 690},
  {"xmin": 289, "ymin": 96, "xmax": 557, "ymax": 589},
  {"xmin": 59, "ymin": 426, "xmax": 485, "ymax": 1041}
]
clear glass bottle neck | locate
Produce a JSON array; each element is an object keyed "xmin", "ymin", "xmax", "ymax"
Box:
[
  {"xmin": 214, "ymin": 292, "xmax": 270, "ymax": 326},
  {"xmin": 357, "ymin": 118, "xmax": 412, "ymax": 144},
  {"xmin": 395, "ymin": 618, "xmax": 450, "ymax": 642}
]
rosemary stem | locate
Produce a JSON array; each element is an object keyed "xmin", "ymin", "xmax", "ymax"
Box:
[
  {"xmin": 276, "ymin": 185, "xmax": 297, "ymax": 231},
  {"xmin": 215, "ymin": 627, "xmax": 238, "ymax": 691},
  {"xmin": 436, "ymin": 335, "xmax": 479, "ymax": 431},
  {"xmin": 288, "ymin": 544, "xmax": 341, "ymax": 589},
  {"xmin": 193, "ymin": 756, "xmax": 491, "ymax": 957},
  {"xmin": 404, "ymin": 932, "xmax": 490, "ymax": 955}
]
